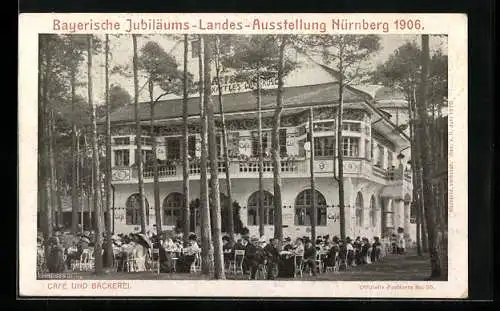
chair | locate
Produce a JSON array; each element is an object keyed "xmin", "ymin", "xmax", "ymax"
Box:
[
  {"xmin": 150, "ymin": 248, "xmax": 160, "ymax": 274},
  {"xmin": 315, "ymin": 253, "xmax": 323, "ymax": 275},
  {"xmin": 190, "ymin": 252, "xmax": 202, "ymax": 273},
  {"xmin": 293, "ymin": 255, "xmax": 304, "ymax": 278},
  {"xmin": 229, "ymin": 250, "xmax": 245, "ymax": 274},
  {"xmin": 325, "ymin": 251, "xmax": 340, "ymax": 272},
  {"xmin": 125, "ymin": 253, "xmax": 137, "ymax": 272}
]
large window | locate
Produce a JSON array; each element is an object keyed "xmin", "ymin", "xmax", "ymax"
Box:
[
  {"xmin": 191, "ymin": 39, "xmax": 200, "ymax": 58},
  {"xmin": 247, "ymin": 191, "xmax": 274, "ymax": 226},
  {"xmin": 314, "ymin": 136, "xmax": 335, "ymax": 157},
  {"xmin": 114, "ymin": 149, "xmax": 130, "ymax": 166},
  {"xmin": 355, "ymin": 192, "xmax": 364, "ymax": 227},
  {"xmin": 126, "ymin": 194, "xmax": 149, "ymax": 225},
  {"xmin": 166, "ymin": 137, "xmax": 181, "ymax": 160},
  {"xmin": 294, "ymin": 189, "xmax": 327, "ymax": 226},
  {"xmin": 163, "ymin": 192, "xmax": 183, "ymax": 226},
  {"xmin": 342, "ymin": 137, "xmax": 360, "ymax": 157}
]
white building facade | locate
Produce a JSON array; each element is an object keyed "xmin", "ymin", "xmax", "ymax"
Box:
[{"xmin": 107, "ymin": 45, "xmax": 415, "ymax": 241}]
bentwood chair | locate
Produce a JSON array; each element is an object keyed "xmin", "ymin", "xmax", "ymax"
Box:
[
  {"xmin": 293, "ymin": 255, "xmax": 304, "ymax": 278},
  {"xmin": 150, "ymin": 248, "xmax": 161, "ymax": 274},
  {"xmin": 230, "ymin": 250, "xmax": 245, "ymax": 274}
]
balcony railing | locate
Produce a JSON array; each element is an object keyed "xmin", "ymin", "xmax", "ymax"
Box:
[
  {"xmin": 112, "ymin": 157, "xmax": 412, "ymax": 183},
  {"xmin": 143, "ymin": 165, "xmax": 177, "ymax": 178}
]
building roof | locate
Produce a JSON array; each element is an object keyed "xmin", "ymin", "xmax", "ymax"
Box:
[{"xmin": 107, "ymin": 82, "xmax": 366, "ymax": 124}]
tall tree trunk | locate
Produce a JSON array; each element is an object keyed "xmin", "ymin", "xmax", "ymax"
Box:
[
  {"xmin": 309, "ymin": 107, "xmax": 317, "ymax": 242},
  {"xmin": 271, "ymin": 36, "xmax": 286, "ymax": 241},
  {"xmin": 38, "ymin": 36, "xmax": 46, "ymax": 236},
  {"xmin": 417, "ymin": 34, "xmax": 441, "ymax": 279},
  {"xmin": 408, "ymin": 92, "xmax": 422, "ymax": 256},
  {"xmin": 337, "ymin": 62, "xmax": 346, "ymax": 241},
  {"xmin": 199, "ymin": 35, "xmax": 213, "ymax": 274},
  {"xmin": 257, "ymin": 76, "xmax": 265, "ymax": 237},
  {"xmin": 104, "ymin": 34, "xmax": 114, "ymax": 268},
  {"xmin": 205, "ymin": 37, "xmax": 225, "ymax": 280},
  {"xmin": 214, "ymin": 36, "xmax": 234, "ymax": 241},
  {"xmin": 182, "ymin": 35, "xmax": 191, "ymax": 243},
  {"xmin": 49, "ymin": 109, "xmax": 58, "ymax": 229},
  {"xmin": 40, "ymin": 36, "xmax": 53, "ymax": 240},
  {"xmin": 149, "ymin": 80, "xmax": 162, "ymax": 236},
  {"xmin": 71, "ymin": 60, "xmax": 79, "ymax": 234},
  {"xmin": 132, "ymin": 34, "xmax": 148, "ymax": 234},
  {"xmin": 76, "ymin": 131, "xmax": 82, "ymax": 233},
  {"xmin": 88, "ymin": 35, "xmax": 104, "ymax": 274}
]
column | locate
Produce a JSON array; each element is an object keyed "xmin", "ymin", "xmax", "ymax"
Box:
[
  {"xmin": 395, "ymin": 199, "xmax": 405, "ymax": 230},
  {"xmin": 384, "ymin": 198, "xmax": 393, "ymax": 234},
  {"xmin": 404, "ymin": 200, "xmax": 411, "ymax": 234},
  {"xmin": 375, "ymin": 207, "xmax": 382, "ymax": 236}
]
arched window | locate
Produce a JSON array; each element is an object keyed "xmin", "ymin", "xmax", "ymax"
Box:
[
  {"xmin": 294, "ymin": 189, "xmax": 327, "ymax": 226},
  {"xmin": 369, "ymin": 195, "xmax": 377, "ymax": 227},
  {"xmin": 163, "ymin": 192, "xmax": 183, "ymax": 226},
  {"xmin": 355, "ymin": 192, "xmax": 364, "ymax": 227},
  {"xmin": 247, "ymin": 191, "xmax": 274, "ymax": 226},
  {"xmin": 407, "ymin": 194, "xmax": 416, "ymax": 223},
  {"xmin": 126, "ymin": 193, "xmax": 149, "ymax": 225}
]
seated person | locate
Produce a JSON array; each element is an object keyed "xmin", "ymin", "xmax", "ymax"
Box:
[
  {"xmin": 223, "ymin": 236, "xmax": 235, "ymax": 263},
  {"xmin": 292, "ymin": 238, "xmax": 305, "ymax": 257},
  {"xmin": 263, "ymin": 238, "xmax": 280, "ymax": 280},
  {"xmin": 283, "ymin": 237, "xmax": 294, "ymax": 251},
  {"xmin": 177, "ymin": 234, "xmax": 200, "ymax": 273}
]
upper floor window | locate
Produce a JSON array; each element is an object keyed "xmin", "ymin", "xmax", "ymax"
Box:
[
  {"xmin": 114, "ymin": 149, "xmax": 130, "ymax": 166},
  {"xmin": 188, "ymin": 135, "xmax": 196, "ymax": 158},
  {"xmin": 228, "ymin": 132, "xmax": 240, "ymax": 158},
  {"xmin": 114, "ymin": 137, "xmax": 130, "ymax": 145},
  {"xmin": 342, "ymin": 122, "xmax": 361, "ymax": 132},
  {"xmin": 313, "ymin": 121, "xmax": 335, "ymax": 132},
  {"xmin": 279, "ymin": 129, "xmax": 287, "ymax": 157},
  {"xmin": 314, "ymin": 136, "xmax": 335, "ymax": 157},
  {"xmin": 387, "ymin": 151, "xmax": 394, "ymax": 168},
  {"xmin": 165, "ymin": 137, "xmax": 181, "ymax": 160},
  {"xmin": 376, "ymin": 144, "xmax": 384, "ymax": 167},
  {"xmin": 251, "ymin": 130, "xmax": 270, "ymax": 157},
  {"xmin": 342, "ymin": 137, "xmax": 359, "ymax": 157}
]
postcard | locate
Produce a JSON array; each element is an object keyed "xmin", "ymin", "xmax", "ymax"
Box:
[{"xmin": 18, "ymin": 13, "xmax": 467, "ymax": 298}]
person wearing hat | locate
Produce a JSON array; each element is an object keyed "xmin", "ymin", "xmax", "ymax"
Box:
[
  {"xmin": 371, "ymin": 236, "xmax": 382, "ymax": 262},
  {"xmin": 263, "ymin": 238, "xmax": 280, "ymax": 280},
  {"xmin": 283, "ymin": 237, "xmax": 293, "ymax": 251}
]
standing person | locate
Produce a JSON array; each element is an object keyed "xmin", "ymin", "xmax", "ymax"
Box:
[
  {"xmin": 245, "ymin": 236, "xmax": 264, "ymax": 280},
  {"xmin": 263, "ymin": 238, "xmax": 280, "ymax": 280},
  {"xmin": 397, "ymin": 227, "xmax": 406, "ymax": 254},
  {"xmin": 47, "ymin": 236, "xmax": 66, "ymax": 273},
  {"xmin": 371, "ymin": 236, "xmax": 382, "ymax": 262},
  {"xmin": 303, "ymin": 239, "xmax": 317, "ymax": 276}
]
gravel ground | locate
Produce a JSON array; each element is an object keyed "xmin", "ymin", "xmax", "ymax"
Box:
[{"xmin": 39, "ymin": 249, "xmax": 443, "ymax": 281}]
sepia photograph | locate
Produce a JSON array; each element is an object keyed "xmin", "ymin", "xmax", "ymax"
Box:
[{"xmin": 34, "ymin": 32, "xmax": 449, "ymax": 284}]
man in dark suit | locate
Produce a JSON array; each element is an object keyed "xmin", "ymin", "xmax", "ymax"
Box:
[{"xmin": 264, "ymin": 238, "xmax": 280, "ymax": 279}]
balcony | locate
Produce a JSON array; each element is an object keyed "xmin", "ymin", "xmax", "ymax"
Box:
[{"xmin": 111, "ymin": 157, "xmax": 412, "ymax": 185}]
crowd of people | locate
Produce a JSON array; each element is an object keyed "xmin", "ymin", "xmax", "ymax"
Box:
[{"xmin": 37, "ymin": 227, "xmax": 407, "ymax": 278}]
